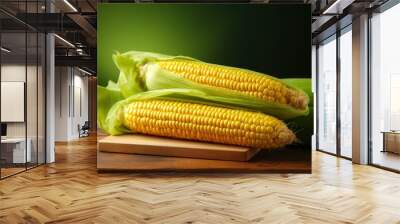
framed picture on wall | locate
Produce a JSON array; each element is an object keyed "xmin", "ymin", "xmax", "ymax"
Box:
[{"xmin": 97, "ymin": 4, "xmax": 312, "ymax": 173}]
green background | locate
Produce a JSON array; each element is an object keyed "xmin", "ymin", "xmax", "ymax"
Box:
[
  {"xmin": 97, "ymin": 4, "xmax": 312, "ymax": 147},
  {"xmin": 97, "ymin": 4, "xmax": 311, "ymax": 86}
]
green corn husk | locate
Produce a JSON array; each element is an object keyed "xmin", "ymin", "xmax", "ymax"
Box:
[
  {"xmin": 98, "ymin": 79, "xmax": 312, "ymax": 136},
  {"xmin": 111, "ymin": 51, "xmax": 310, "ymax": 120},
  {"xmin": 97, "ymin": 82, "xmax": 125, "ymax": 134},
  {"xmin": 284, "ymin": 78, "xmax": 313, "ymax": 146},
  {"xmin": 282, "ymin": 78, "xmax": 313, "ymax": 106}
]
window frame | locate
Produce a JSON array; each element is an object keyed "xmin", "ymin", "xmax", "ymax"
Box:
[
  {"xmin": 315, "ymin": 24, "xmax": 353, "ymax": 161},
  {"xmin": 367, "ymin": 0, "xmax": 400, "ymax": 173}
]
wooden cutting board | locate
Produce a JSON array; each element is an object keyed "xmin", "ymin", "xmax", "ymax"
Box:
[{"xmin": 98, "ymin": 134, "xmax": 260, "ymax": 161}]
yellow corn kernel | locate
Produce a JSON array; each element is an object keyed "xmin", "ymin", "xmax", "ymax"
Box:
[
  {"xmin": 123, "ymin": 100, "xmax": 295, "ymax": 149},
  {"xmin": 158, "ymin": 60, "xmax": 308, "ymax": 110}
]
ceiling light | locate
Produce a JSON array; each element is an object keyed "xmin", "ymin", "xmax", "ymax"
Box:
[
  {"xmin": 1, "ymin": 47, "xmax": 11, "ymax": 53},
  {"xmin": 76, "ymin": 48, "xmax": 85, "ymax": 55},
  {"xmin": 322, "ymin": 0, "xmax": 343, "ymax": 15},
  {"xmin": 78, "ymin": 67, "xmax": 92, "ymax": 76},
  {"xmin": 54, "ymin": 34, "xmax": 75, "ymax": 48},
  {"xmin": 63, "ymin": 0, "xmax": 78, "ymax": 12},
  {"xmin": 322, "ymin": 0, "xmax": 355, "ymax": 15}
]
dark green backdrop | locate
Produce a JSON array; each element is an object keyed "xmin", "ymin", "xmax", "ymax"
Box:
[{"xmin": 97, "ymin": 4, "xmax": 311, "ymax": 86}]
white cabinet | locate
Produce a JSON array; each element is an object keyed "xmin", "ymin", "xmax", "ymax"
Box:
[{"xmin": 1, "ymin": 138, "xmax": 32, "ymax": 163}]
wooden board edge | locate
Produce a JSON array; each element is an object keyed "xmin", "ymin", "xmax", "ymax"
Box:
[
  {"xmin": 99, "ymin": 142, "xmax": 255, "ymax": 161},
  {"xmin": 96, "ymin": 150, "xmax": 311, "ymax": 174}
]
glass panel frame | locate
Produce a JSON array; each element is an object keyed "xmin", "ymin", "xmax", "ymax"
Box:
[
  {"xmin": 0, "ymin": 27, "xmax": 28, "ymax": 178},
  {"xmin": 0, "ymin": 1, "xmax": 47, "ymax": 180},
  {"xmin": 315, "ymin": 24, "xmax": 353, "ymax": 160},
  {"xmin": 28, "ymin": 0, "xmax": 39, "ymax": 171},
  {"xmin": 339, "ymin": 25, "xmax": 353, "ymax": 159},
  {"xmin": 27, "ymin": 30, "xmax": 39, "ymax": 169}
]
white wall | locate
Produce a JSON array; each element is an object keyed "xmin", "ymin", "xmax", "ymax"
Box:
[
  {"xmin": 1, "ymin": 65, "xmax": 41, "ymax": 138},
  {"xmin": 54, "ymin": 67, "xmax": 89, "ymax": 141},
  {"xmin": 55, "ymin": 67, "xmax": 70, "ymax": 141},
  {"xmin": 1, "ymin": 65, "xmax": 26, "ymax": 139},
  {"xmin": 72, "ymin": 73, "xmax": 89, "ymax": 138}
]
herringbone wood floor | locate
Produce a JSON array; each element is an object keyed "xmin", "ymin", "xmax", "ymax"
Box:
[{"xmin": 0, "ymin": 135, "xmax": 400, "ymax": 224}]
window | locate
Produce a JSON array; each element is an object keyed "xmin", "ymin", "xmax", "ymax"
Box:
[
  {"xmin": 316, "ymin": 26, "xmax": 353, "ymax": 159},
  {"xmin": 370, "ymin": 3, "xmax": 400, "ymax": 171},
  {"xmin": 317, "ymin": 35, "xmax": 337, "ymax": 154},
  {"xmin": 339, "ymin": 28, "xmax": 352, "ymax": 158}
]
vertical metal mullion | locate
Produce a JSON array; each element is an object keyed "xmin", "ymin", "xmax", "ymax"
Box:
[
  {"xmin": 73, "ymin": 68, "xmax": 75, "ymax": 118},
  {"xmin": 44, "ymin": 0, "xmax": 48, "ymax": 164},
  {"xmin": 68, "ymin": 69, "xmax": 71, "ymax": 118},
  {"xmin": 44, "ymin": 38, "xmax": 47, "ymax": 164},
  {"xmin": 316, "ymin": 44, "xmax": 320, "ymax": 150},
  {"xmin": 36, "ymin": 0, "xmax": 39, "ymax": 167},
  {"xmin": 367, "ymin": 11, "xmax": 373, "ymax": 165},
  {"xmin": 336, "ymin": 29, "xmax": 341, "ymax": 157},
  {"xmin": 44, "ymin": 33, "xmax": 47, "ymax": 164},
  {"xmin": 59, "ymin": 67, "xmax": 62, "ymax": 117},
  {"xmin": 25, "ymin": 0, "xmax": 28, "ymax": 171}
]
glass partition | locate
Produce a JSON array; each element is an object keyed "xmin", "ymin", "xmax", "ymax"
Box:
[
  {"xmin": 370, "ymin": 3, "xmax": 400, "ymax": 171},
  {"xmin": 339, "ymin": 27, "xmax": 352, "ymax": 158},
  {"xmin": 27, "ymin": 30, "xmax": 38, "ymax": 169},
  {"xmin": 1, "ymin": 30, "xmax": 28, "ymax": 177},
  {"xmin": 317, "ymin": 35, "xmax": 337, "ymax": 154},
  {"xmin": 0, "ymin": 2, "xmax": 46, "ymax": 179}
]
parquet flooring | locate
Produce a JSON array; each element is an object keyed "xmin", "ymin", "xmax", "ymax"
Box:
[
  {"xmin": 0, "ymin": 167, "xmax": 26, "ymax": 178},
  {"xmin": 0, "ymin": 135, "xmax": 400, "ymax": 224}
]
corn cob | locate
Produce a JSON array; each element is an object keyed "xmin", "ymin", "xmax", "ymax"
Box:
[
  {"xmin": 112, "ymin": 51, "xmax": 310, "ymax": 120},
  {"xmin": 122, "ymin": 99, "xmax": 295, "ymax": 149},
  {"xmin": 157, "ymin": 60, "xmax": 309, "ymax": 111}
]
